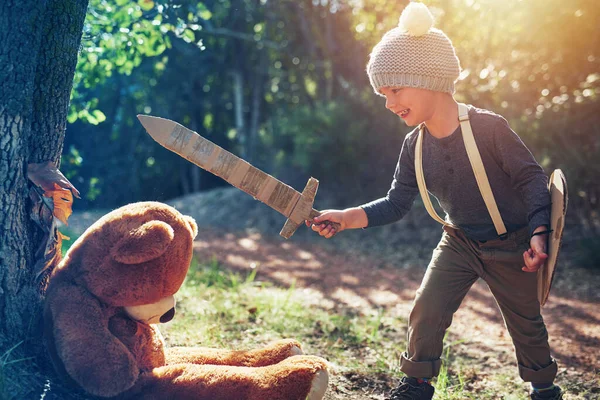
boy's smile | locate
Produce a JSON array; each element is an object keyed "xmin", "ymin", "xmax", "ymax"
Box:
[
  {"xmin": 397, "ymin": 108, "xmax": 410, "ymax": 118},
  {"xmin": 380, "ymin": 86, "xmax": 436, "ymax": 127},
  {"xmin": 379, "ymin": 86, "xmax": 458, "ymax": 138}
]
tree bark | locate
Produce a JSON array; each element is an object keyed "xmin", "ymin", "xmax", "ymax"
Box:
[{"xmin": 0, "ymin": 0, "xmax": 89, "ymax": 347}]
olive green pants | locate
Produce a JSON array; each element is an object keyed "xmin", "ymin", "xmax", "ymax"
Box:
[{"xmin": 399, "ymin": 226, "xmax": 558, "ymax": 384}]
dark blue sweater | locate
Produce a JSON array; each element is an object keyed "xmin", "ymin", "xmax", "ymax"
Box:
[{"xmin": 361, "ymin": 105, "xmax": 551, "ymax": 241}]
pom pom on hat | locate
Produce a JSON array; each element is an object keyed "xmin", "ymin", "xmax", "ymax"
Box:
[{"xmin": 399, "ymin": 2, "xmax": 434, "ymax": 37}]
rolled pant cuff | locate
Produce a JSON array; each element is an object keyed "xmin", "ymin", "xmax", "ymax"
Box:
[
  {"xmin": 400, "ymin": 352, "xmax": 441, "ymax": 378},
  {"xmin": 519, "ymin": 359, "xmax": 558, "ymax": 383}
]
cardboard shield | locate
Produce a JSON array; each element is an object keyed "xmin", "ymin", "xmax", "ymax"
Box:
[{"xmin": 537, "ymin": 169, "xmax": 568, "ymax": 306}]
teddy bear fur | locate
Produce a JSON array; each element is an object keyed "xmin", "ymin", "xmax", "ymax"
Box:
[{"xmin": 43, "ymin": 201, "xmax": 329, "ymax": 399}]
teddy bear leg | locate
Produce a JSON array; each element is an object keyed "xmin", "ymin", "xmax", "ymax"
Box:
[
  {"xmin": 120, "ymin": 355, "xmax": 329, "ymax": 400},
  {"xmin": 166, "ymin": 338, "xmax": 303, "ymax": 367}
]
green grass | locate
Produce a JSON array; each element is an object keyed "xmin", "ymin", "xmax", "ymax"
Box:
[
  {"xmin": 432, "ymin": 337, "xmax": 525, "ymax": 400},
  {"xmin": 163, "ymin": 256, "xmax": 407, "ymax": 376},
  {"xmin": 0, "ymin": 340, "xmax": 66, "ymax": 400},
  {"xmin": 0, "ymin": 341, "xmax": 25, "ymax": 399}
]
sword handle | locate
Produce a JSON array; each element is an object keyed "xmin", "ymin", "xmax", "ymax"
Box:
[
  {"xmin": 307, "ymin": 209, "xmax": 342, "ymax": 233},
  {"xmin": 280, "ymin": 177, "xmax": 341, "ymax": 239}
]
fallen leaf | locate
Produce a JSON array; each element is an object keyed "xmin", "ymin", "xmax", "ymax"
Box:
[
  {"xmin": 33, "ymin": 218, "xmax": 64, "ymax": 294},
  {"xmin": 44, "ymin": 183, "xmax": 74, "ymax": 225},
  {"xmin": 28, "ymin": 162, "xmax": 81, "ymax": 198},
  {"xmin": 27, "ymin": 163, "xmax": 78, "ymax": 292},
  {"xmin": 28, "ymin": 187, "xmax": 53, "ymax": 233}
]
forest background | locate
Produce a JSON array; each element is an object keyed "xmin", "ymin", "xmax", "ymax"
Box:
[{"xmin": 64, "ymin": 0, "xmax": 599, "ymax": 266}]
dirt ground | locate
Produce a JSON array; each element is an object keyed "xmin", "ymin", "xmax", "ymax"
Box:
[{"xmin": 193, "ymin": 226, "xmax": 600, "ymax": 399}]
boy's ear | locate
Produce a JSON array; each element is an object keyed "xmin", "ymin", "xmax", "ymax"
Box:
[{"xmin": 111, "ymin": 221, "xmax": 174, "ymax": 265}]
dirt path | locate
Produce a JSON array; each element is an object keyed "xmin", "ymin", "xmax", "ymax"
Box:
[{"xmin": 193, "ymin": 227, "xmax": 600, "ymax": 399}]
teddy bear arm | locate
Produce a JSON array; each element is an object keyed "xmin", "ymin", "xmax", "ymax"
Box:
[
  {"xmin": 166, "ymin": 339, "xmax": 303, "ymax": 367},
  {"xmin": 49, "ymin": 284, "xmax": 140, "ymax": 397}
]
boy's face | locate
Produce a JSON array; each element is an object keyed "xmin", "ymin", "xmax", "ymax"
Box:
[{"xmin": 380, "ymin": 86, "xmax": 437, "ymax": 127}]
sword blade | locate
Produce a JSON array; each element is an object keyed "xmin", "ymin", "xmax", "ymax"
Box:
[{"xmin": 138, "ymin": 115, "xmax": 303, "ymax": 219}]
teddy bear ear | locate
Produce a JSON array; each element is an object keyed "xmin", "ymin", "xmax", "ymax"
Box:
[
  {"xmin": 183, "ymin": 215, "xmax": 198, "ymax": 239},
  {"xmin": 111, "ymin": 220, "xmax": 174, "ymax": 265}
]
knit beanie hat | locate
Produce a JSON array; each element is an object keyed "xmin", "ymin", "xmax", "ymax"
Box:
[{"xmin": 366, "ymin": 2, "xmax": 461, "ymax": 95}]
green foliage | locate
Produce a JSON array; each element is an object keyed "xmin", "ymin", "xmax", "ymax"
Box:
[
  {"xmin": 69, "ymin": 0, "xmax": 210, "ymax": 124},
  {"xmin": 64, "ymin": 0, "xmax": 600, "ymax": 262},
  {"xmin": 85, "ymin": 177, "xmax": 102, "ymax": 201},
  {"xmin": 269, "ymin": 101, "xmax": 370, "ymax": 184},
  {"xmin": 60, "ymin": 227, "xmax": 78, "ymax": 256}
]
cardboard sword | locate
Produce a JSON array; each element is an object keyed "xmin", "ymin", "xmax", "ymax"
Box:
[{"xmin": 138, "ymin": 115, "xmax": 340, "ymax": 239}]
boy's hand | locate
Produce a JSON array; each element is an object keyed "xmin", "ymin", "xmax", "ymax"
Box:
[
  {"xmin": 306, "ymin": 210, "xmax": 345, "ymax": 239},
  {"xmin": 522, "ymin": 226, "xmax": 549, "ymax": 273}
]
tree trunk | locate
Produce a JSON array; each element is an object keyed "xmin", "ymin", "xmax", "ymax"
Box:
[
  {"xmin": 0, "ymin": 0, "xmax": 89, "ymax": 349},
  {"xmin": 232, "ymin": 69, "xmax": 247, "ymax": 158},
  {"xmin": 248, "ymin": 51, "xmax": 266, "ymax": 165}
]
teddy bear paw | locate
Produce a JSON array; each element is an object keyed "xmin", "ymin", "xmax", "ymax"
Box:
[
  {"xmin": 306, "ymin": 368, "xmax": 329, "ymax": 400},
  {"xmin": 290, "ymin": 344, "xmax": 303, "ymax": 356}
]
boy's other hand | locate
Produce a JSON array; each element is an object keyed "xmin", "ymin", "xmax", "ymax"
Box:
[
  {"xmin": 306, "ymin": 210, "xmax": 345, "ymax": 239},
  {"xmin": 522, "ymin": 227, "xmax": 549, "ymax": 273}
]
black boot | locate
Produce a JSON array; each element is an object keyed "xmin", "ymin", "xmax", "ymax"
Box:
[
  {"xmin": 388, "ymin": 377, "xmax": 435, "ymax": 400},
  {"xmin": 530, "ymin": 385, "xmax": 563, "ymax": 400}
]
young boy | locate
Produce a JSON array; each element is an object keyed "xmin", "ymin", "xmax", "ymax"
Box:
[{"xmin": 308, "ymin": 3, "xmax": 562, "ymax": 400}]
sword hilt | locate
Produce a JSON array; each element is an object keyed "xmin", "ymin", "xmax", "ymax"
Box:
[
  {"xmin": 306, "ymin": 209, "xmax": 343, "ymax": 237},
  {"xmin": 279, "ymin": 177, "xmax": 341, "ymax": 239}
]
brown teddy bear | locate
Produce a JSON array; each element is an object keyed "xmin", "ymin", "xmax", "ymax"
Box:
[{"xmin": 44, "ymin": 201, "xmax": 329, "ymax": 399}]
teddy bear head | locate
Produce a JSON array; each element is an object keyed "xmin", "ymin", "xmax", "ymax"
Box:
[{"xmin": 61, "ymin": 202, "xmax": 197, "ymax": 317}]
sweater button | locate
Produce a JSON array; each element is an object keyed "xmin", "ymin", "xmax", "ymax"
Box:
[
  {"xmin": 449, "ymin": 168, "xmax": 454, "ymax": 174},
  {"xmin": 445, "ymin": 155, "xmax": 451, "ymax": 161}
]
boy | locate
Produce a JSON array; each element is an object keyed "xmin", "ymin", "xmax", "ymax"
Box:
[{"xmin": 308, "ymin": 3, "xmax": 562, "ymax": 400}]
